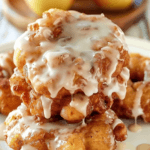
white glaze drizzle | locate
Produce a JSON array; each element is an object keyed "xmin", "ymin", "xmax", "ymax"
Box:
[
  {"xmin": 5, "ymin": 104, "xmax": 80, "ymax": 148},
  {"xmin": 104, "ymin": 67, "xmax": 129, "ymax": 100},
  {"xmin": 128, "ymin": 123, "xmax": 142, "ymax": 133},
  {"xmin": 144, "ymin": 60, "xmax": 150, "ymax": 81},
  {"xmin": 120, "ymin": 67, "xmax": 130, "ymax": 83},
  {"xmin": 14, "ymin": 10, "xmax": 128, "ymax": 100},
  {"xmin": 41, "ymin": 96, "xmax": 53, "ymax": 119},
  {"xmin": 132, "ymin": 83, "xmax": 145, "ymax": 120},
  {"xmin": 112, "ymin": 119, "xmax": 123, "ymax": 130},
  {"xmin": 104, "ymin": 110, "xmax": 115, "ymax": 124},
  {"xmin": 131, "ymin": 58, "xmax": 150, "ymax": 122},
  {"xmin": 5, "ymin": 104, "xmax": 117, "ymax": 150},
  {"xmin": 49, "ymin": 135, "xmax": 68, "ymax": 150},
  {"xmin": 70, "ymin": 94, "xmax": 89, "ymax": 116}
]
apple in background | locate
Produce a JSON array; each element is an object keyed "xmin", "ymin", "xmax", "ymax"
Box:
[
  {"xmin": 93, "ymin": 0, "xmax": 134, "ymax": 11},
  {"xmin": 25, "ymin": 0, "xmax": 74, "ymax": 16}
]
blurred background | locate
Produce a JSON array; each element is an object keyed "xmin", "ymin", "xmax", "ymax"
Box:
[{"xmin": 0, "ymin": 0, "xmax": 150, "ymax": 44}]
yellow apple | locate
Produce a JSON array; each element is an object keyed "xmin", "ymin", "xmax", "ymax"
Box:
[
  {"xmin": 25, "ymin": 0, "xmax": 74, "ymax": 16},
  {"xmin": 93, "ymin": 0, "xmax": 134, "ymax": 11}
]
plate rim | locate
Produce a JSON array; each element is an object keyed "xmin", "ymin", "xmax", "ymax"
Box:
[
  {"xmin": 125, "ymin": 36, "xmax": 150, "ymax": 51},
  {"xmin": 0, "ymin": 41, "xmax": 15, "ymax": 52}
]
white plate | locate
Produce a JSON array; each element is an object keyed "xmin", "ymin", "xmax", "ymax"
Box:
[{"xmin": 0, "ymin": 37, "xmax": 150, "ymax": 150}]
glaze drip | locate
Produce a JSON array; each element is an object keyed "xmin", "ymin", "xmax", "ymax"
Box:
[
  {"xmin": 70, "ymin": 94, "xmax": 89, "ymax": 116},
  {"xmin": 14, "ymin": 9, "xmax": 129, "ymax": 100},
  {"xmin": 41, "ymin": 96, "xmax": 53, "ymax": 119},
  {"xmin": 132, "ymin": 83, "xmax": 145, "ymax": 120}
]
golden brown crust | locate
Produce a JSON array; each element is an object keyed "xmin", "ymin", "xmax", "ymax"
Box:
[
  {"xmin": 0, "ymin": 51, "xmax": 15, "ymax": 77},
  {"xmin": 112, "ymin": 80, "xmax": 150, "ymax": 122},
  {"xmin": 0, "ymin": 52, "xmax": 21, "ymax": 115},
  {"xmin": 112, "ymin": 53, "xmax": 150, "ymax": 122},
  {"xmin": 13, "ymin": 9, "xmax": 129, "ymax": 98},
  {"xmin": 4, "ymin": 105, "xmax": 127, "ymax": 150},
  {"xmin": 11, "ymin": 9, "xmax": 129, "ymax": 122},
  {"xmin": 129, "ymin": 53, "xmax": 150, "ymax": 81},
  {"xmin": 10, "ymin": 70, "xmax": 114, "ymax": 122},
  {"xmin": 0, "ymin": 78, "xmax": 21, "ymax": 115}
]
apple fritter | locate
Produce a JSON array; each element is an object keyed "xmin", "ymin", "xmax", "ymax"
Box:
[
  {"xmin": 112, "ymin": 53, "xmax": 150, "ymax": 122},
  {"xmin": 11, "ymin": 9, "xmax": 129, "ymax": 121},
  {"xmin": 4, "ymin": 104, "xmax": 127, "ymax": 150}
]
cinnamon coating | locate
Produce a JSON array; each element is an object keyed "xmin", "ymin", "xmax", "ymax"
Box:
[
  {"xmin": 13, "ymin": 9, "xmax": 129, "ymax": 99},
  {"xmin": 112, "ymin": 53, "xmax": 150, "ymax": 122},
  {"xmin": 129, "ymin": 53, "xmax": 150, "ymax": 81},
  {"xmin": 0, "ymin": 52, "xmax": 21, "ymax": 115},
  {"xmin": 112, "ymin": 80, "xmax": 150, "ymax": 122},
  {"xmin": 4, "ymin": 104, "xmax": 127, "ymax": 150},
  {"xmin": 11, "ymin": 9, "xmax": 129, "ymax": 121},
  {"xmin": 10, "ymin": 70, "xmax": 112, "ymax": 123}
]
